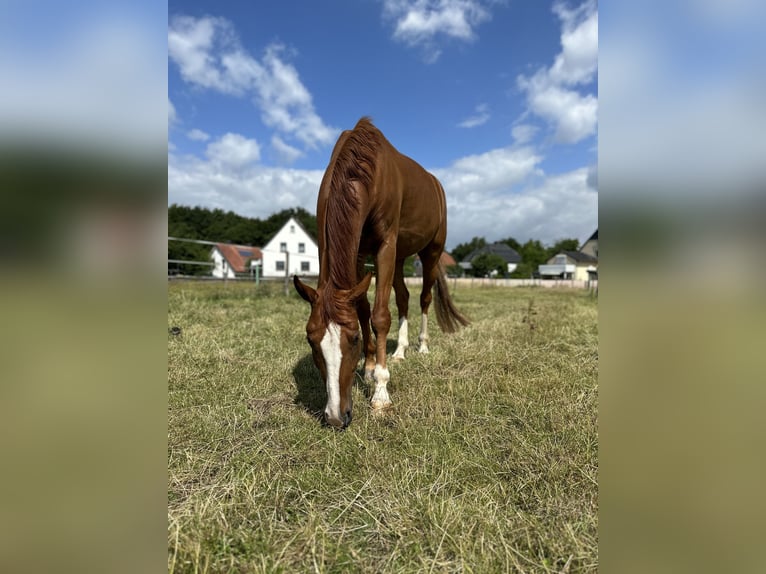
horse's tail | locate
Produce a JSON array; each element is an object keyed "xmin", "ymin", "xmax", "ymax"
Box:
[{"xmin": 433, "ymin": 268, "xmax": 470, "ymax": 334}]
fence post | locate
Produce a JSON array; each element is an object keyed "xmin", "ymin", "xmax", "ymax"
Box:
[{"xmin": 284, "ymin": 251, "xmax": 290, "ymax": 296}]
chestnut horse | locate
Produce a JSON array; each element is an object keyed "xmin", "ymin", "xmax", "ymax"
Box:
[{"xmin": 294, "ymin": 117, "xmax": 469, "ymax": 428}]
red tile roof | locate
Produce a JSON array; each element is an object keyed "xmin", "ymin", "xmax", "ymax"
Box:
[
  {"xmin": 215, "ymin": 244, "xmax": 262, "ymax": 273},
  {"xmin": 414, "ymin": 252, "xmax": 457, "ymax": 267},
  {"xmin": 440, "ymin": 252, "xmax": 456, "ymax": 267}
]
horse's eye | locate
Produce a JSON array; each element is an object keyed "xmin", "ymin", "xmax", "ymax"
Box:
[{"xmin": 351, "ymin": 332, "xmax": 360, "ymax": 344}]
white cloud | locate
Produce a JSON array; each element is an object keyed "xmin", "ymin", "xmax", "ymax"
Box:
[
  {"xmin": 168, "ymin": 16, "xmax": 243, "ymax": 94},
  {"xmin": 205, "ymin": 133, "xmax": 261, "ymax": 168},
  {"xmin": 549, "ymin": 0, "xmax": 599, "ymax": 86},
  {"xmin": 168, "ymin": 150, "xmax": 323, "ymax": 220},
  {"xmin": 271, "ymin": 135, "xmax": 303, "ymax": 164},
  {"xmin": 511, "ymin": 124, "xmax": 539, "ymax": 144},
  {"xmin": 434, "ymin": 146, "xmax": 543, "ymax": 196},
  {"xmin": 186, "ymin": 128, "xmax": 210, "ymax": 141},
  {"xmin": 517, "ymin": 0, "xmax": 598, "ymax": 144},
  {"xmin": 168, "ymin": 15, "xmax": 338, "ymax": 149},
  {"xmin": 382, "ymin": 0, "xmax": 493, "ymax": 61},
  {"xmin": 519, "ymin": 72, "xmax": 597, "ymax": 143},
  {"xmin": 443, "ymin": 166, "xmax": 598, "ymax": 248},
  {"xmin": 457, "ymin": 103, "xmax": 490, "ymax": 128},
  {"xmin": 168, "ymin": 98, "xmax": 177, "ymax": 126}
]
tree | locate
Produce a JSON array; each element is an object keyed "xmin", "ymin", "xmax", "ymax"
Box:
[
  {"xmin": 451, "ymin": 236, "xmax": 487, "ymax": 263},
  {"xmin": 509, "ymin": 239, "xmax": 548, "ymax": 278},
  {"xmin": 470, "ymin": 253, "xmax": 506, "ymax": 277},
  {"xmin": 445, "ymin": 264, "xmax": 464, "ymax": 277},
  {"xmin": 498, "ymin": 236, "xmax": 522, "ymax": 253},
  {"xmin": 547, "ymin": 238, "xmax": 580, "ymax": 259}
]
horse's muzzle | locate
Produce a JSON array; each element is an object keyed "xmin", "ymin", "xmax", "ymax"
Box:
[{"xmin": 324, "ymin": 408, "xmax": 352, "ymax": 430}]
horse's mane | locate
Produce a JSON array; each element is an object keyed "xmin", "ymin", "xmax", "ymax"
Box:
[{"xmin": 323, "ymin": 117, "xmax": 380, "ymax": 325}]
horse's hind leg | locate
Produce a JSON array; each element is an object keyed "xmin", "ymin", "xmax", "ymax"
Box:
[
  {"xmin": 417, "ymin": 249, "xmax": 440, "ymax": 354},
  {"xmin": 392, "ymin": 260, "xmax": 410, "ymax": 360}
]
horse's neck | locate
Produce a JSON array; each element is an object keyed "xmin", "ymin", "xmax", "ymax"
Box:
[{"xmin": 320, "ymin": 210, "xmax": 364, "ymax": 290}]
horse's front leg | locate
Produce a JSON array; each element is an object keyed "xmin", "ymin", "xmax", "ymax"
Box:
[
  {"xmin": 356, "ymin": 288, "xmax": 376, "ymax": 382},
  {"xmin": 355, "ymin": 258, "xmax": 376, "ymax": 381},
  {"xmin": 370, "ymin": 244, "xmax": 396, "ymax": 411}
]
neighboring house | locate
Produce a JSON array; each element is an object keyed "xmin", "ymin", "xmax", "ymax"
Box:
[
  {"xmin": 539, "ymin": 229, "xmax": 598, "ymax": 280},
  {"xmin": 460, "ymin": 243, "xmax": 522, "ymax": 275},
  {"xmin": 580, "ymin": 229, "xmax": 598, "ymax": 259},
  {"xmin": 211, "ymin": 244, "xmax": 262, "ymax": 279},
  {"xmin": 260, "ymin": 216, "xmax": 319, "ymax": 278},
  {"xmin": 412, "ymin": 252, "xmax": 458, "ymax": 277}
]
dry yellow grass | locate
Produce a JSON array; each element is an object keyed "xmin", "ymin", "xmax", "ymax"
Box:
[{"xmin": 168, "ymin": 281, "xmax": 598, "ymax": 573}]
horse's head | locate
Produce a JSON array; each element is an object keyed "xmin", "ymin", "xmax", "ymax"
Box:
[{"xmin": 293, "ymin": 273, "xmax": 372, "ymax": 429}]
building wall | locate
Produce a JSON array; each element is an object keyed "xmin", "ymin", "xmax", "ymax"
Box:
[
  {"xmin": 211, "ymin": 248, "xmax": 236, "ymax": 279},
  {"xmin": 260, "ymin": 217, "xmax": 320, "ymax": 278},
  {"xmin": 581, "ymin": 238, "xmax": 598, "ymax": 259},
  {"xmin": 573, "ymin": 264, "xmax": 592, "ymax": 281}
]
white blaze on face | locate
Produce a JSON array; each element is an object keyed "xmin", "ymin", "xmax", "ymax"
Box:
[{"xmin": 319, "ymin": 321, "xmax": 342, "ymax": 421}]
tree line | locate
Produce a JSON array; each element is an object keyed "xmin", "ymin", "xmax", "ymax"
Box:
[{"xmin": 448, "ymin": 236, "xmax": 580, "ymax": 278}]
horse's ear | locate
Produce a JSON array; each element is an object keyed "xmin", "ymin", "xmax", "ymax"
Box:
[
  {"xmin": 293, "ymin": 275, "xmax": 318, "ymax": 303},
  {"xmin": 350, "ymin": 272, "xmax": 373, "ymax": 300}
]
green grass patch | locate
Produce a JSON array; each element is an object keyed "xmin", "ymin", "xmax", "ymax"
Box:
[{"xmin": 168, "ymin": 281, "xmax": 598, "ymax": 573}]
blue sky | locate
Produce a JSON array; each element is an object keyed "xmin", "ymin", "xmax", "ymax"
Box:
[{"xmin": 168, "ymin": 0, "xmax": 598, "ymax": 250}]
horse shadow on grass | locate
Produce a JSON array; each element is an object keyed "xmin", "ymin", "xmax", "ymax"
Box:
[
  {"xmin": 292, "ymin": 354, "xmax": 325, "ymax": 421},
  {"xmin": 292, "ymin": 340, "xmax": 398, "ymax": 421}
]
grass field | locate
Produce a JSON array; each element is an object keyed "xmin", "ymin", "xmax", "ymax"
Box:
[{"xmin": 168, "ymin": 280, "xmax": 598, "ymax": 573}]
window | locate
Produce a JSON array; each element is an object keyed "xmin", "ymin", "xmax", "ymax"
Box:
[
  {"xmin": 298, "ymin": 243, "xmax": 305, "ymax": 253},
  {"xmin": 279, "ymin": 242, "xmax": 287, "ymax": 252},
  {"xmin": 290, "ymin": 225, "xmax": 295, "ymax": 233},
  {"xmin": 301, "ymin": 261, "xmax": 310, "ymax": 272},
  {"xmin": 276, "ymin": 261, "xmax": 285, "ymax": 271},
  {"xmin": 555, "ymin": 255, "xmax": 567, "ymax": 265}
]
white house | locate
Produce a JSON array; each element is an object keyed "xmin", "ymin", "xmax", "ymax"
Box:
[
  {"xmin": 260, "ymin": 216, "xmax": 319, "ymax": 278},
  {"xmin": 210, "ymin": 244, "xmax": 262, "ymax": 279}
]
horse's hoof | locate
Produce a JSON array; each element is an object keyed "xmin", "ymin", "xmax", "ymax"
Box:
[{"xmin": 371, "ymin": 399, "xmax": 393, "ymax": 412}]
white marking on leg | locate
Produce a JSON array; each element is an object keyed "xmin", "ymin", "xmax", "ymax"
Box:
[
  {"xmin": 392, "ymin": 317, "xmax": 408, "ymax": 360},
  {"xmin": 371, "ymin": 364, "xmax": 391, "ymax": 410},
  {"xmin": 418, "ymin": 313, "xmax": 429, "ymax": 353},
  {"xmin": 320, "ymin": 322, "xmax": 343, "ymax": 425}
]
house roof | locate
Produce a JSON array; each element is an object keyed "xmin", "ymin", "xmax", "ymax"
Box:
[
  {"xmin": 263, "ymin": 215, "xmax": 318, "ymax": 252},
  {"xmin": 440, "ymin": 252, "xmax": 456, "ymax": 267},
  {"xmin": 562, "ymin": 250, "xmax": 598, "ymax": 264},
  {"xmin": 214, "ymin": 244, "xmax": 262, "ymax": 273},
  {"xmin": 463, "ymin": 243, "xmax": 521, "ymax": 264},
  {"xmin": 286, "ymin": 216, "xmax": 318, "ymax": 243},
  {"xmin": 585, "ymin": 229, "xmax": 598, "ymax": 242}
]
